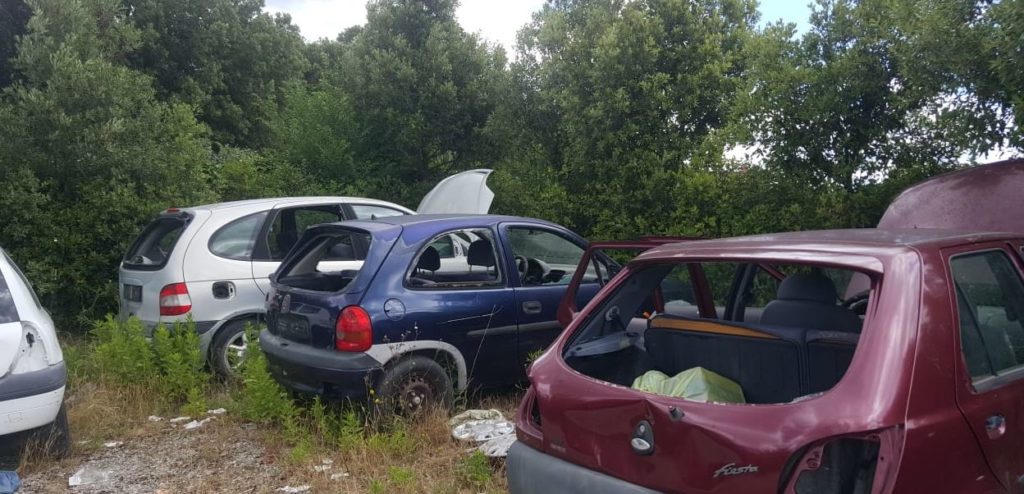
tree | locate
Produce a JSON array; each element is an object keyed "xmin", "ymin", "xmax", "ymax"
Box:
[
  {"xmin": 0, "ymin": 0, "xmax": 216, "ymax": 328},
  {"xmin": 122, "ymin": 0, "xmax": 307, "ymax": 147},
  {"xmin": 322, "ymin": 0, "xmax": 508, "ymax": 206},
  {"xmin": 494, "ymin": 0, "xmax": 759, "ymax": 239},
  {"xmin": 0, "ymin": 0, "xmax": 32, "ymax": 87}
]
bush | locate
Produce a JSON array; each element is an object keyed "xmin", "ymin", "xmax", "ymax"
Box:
[{"xmin": 236, "ymin": 326, "xmax": 299, "ymax": 424}]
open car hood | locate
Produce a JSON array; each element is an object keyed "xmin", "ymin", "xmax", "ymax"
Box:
[
  {"xmin": 879, "ymin": 158, "xmax": 1024, "ymax": 233},
  {"xmin": 416, "ymin": 169, "xmax": 494, "ymax": 214}
]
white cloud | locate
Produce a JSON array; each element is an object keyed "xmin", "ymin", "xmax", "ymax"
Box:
[{"xmin": 265, "ymin": 0, "xmax": 545, "ymax": 49}]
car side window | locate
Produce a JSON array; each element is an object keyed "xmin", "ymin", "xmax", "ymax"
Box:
[
  {"xmin": 267, "ymin": 207, "xmax": 344, "ymax": 260},
  {"xmin": 507, "ymin": 228, "xmax": 585, "ymax": 286},
  {"xmin": 351, "ymin": 205, "xmax": 407, "ymax": 220},
  {"xmin": 951, "ymin": 250, "xmax": 1024, "ymax": 382},
  {"xmin": 407, "ymin": 228, "xmax": 502, "ymax": 289},
  {"xmin": 209, "ymin": 212, "xmax": 268, "ymax": 261},
  {"xmin": 0, "ymin": 263, "xmax": 19, "ymax": 323}
]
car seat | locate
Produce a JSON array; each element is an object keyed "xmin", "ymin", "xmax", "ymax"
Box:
[{"xmin": 760, "ymin": 271, "xmax": 863, "ymax": 333}]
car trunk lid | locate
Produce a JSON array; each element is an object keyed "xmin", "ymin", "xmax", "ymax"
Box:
[
  {"xmin": 266, "ymin": 221, "xmax": 402, "ymax": 350},
  {"xmin": 416, "ymin": 169, "xmax": 494, "ymax": 214}
]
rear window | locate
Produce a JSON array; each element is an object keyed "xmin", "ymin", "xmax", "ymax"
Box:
[
  {"xmin": 276, "ymin": 230, "xmax": 371, "ymax": 292},
  {"xmin": 564, "ymin": 261, "xmax": 871, "ymax": 405},
  {"xmin": 123, "ymin": 213, "xmax": 191, "ymax": 270}
]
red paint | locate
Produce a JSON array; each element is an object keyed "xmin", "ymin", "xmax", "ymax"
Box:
[{"xmin": 521, "ymin": 228, "xmax": 1022, "ymax": 493}]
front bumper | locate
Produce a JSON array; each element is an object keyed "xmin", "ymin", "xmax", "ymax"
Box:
[
  {"xmin": 0, "ymin": 362, "xmax": 66, "ymax": 436},
  {"xmin": 507, "ymin": 442, "xmax": 660, "ymax": 494},
  {"xmin": 259, "ymin": 330, "xmax": 383, "ymax": 401}
]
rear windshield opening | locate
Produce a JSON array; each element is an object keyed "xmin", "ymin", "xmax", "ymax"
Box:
[
  {"xmin": 564, "ymin": 261, "xmax": 873, "ymax": 405},
  {"xmin": 276, "ymin": 231, "xmax": 370, "ymax": 292},
  {"xmin": 123, "ymin": 214, "xmax": 191, "ymax": 270}
]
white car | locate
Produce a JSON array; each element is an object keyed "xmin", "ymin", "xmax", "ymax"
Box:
[
  {"xmin": 118, "ymin": 170, "xmax": 495, "ymax": 376},
  {"xmin": 0, "ymin": 247, "xmax": 69, "ymax": 455}
]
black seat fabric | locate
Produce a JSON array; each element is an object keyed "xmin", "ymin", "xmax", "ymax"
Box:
[
  {"xmin": 467, "ymin": 239, "xmax": 495, "ymax": 268},
  {"xmin": 805, "ymin": 331, "xmax": 858, "ymax": 394},
  {"xmin": 644, "ymin": 317, "xmax": 804, "ymax": 404},
  {"xmin": 416, "ymin": 246, "xmax": 441, "ymax": 272},
  {"xmin": 761, "ymin": 272, "xmax": 863, "ymax": 333}
]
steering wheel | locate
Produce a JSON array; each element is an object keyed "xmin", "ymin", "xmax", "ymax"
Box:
[
  {"xmin": 514, "ymin": 255, "xmax": 528, "ymax": 276},
  {"xmin": 842, "ymin": 290, "xmax": 871, "ymax": 315},
  {"xmin": 524, "ymin": 258, "xmax": 551, "ymax": 285}
]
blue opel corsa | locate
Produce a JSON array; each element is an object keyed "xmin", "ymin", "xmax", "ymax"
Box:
[{"xmin": 259, "ymin": 214, "xmax": 611, "ymax": 413}]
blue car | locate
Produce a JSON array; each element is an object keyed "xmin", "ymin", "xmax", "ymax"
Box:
[{"xmin": 259, "ymin": 214, "xmax": 609, "ymax": 412}]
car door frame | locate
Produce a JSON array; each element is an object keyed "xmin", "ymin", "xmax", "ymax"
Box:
[
  {"xmin": 250, "ymin": 202, "xmax": 352, "ymax": 294},
  {"xmin": 944, "ymin": 240, "xmax": 1024, "ymax": 491},
  {"xmin": 497, "ymin": 222, "xmax": 595, "ymax": 367}
]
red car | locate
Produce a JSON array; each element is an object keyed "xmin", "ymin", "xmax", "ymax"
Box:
[{"xmin": 508, "ymin": 159, "xmax": 1024, "ymax": 493}]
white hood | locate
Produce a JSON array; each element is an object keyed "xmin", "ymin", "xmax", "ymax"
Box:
[{"xmin": 416, "ymin": 169, "xmax": 494, "ymax": 215}]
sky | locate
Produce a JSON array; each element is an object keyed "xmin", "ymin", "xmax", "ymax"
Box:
[{"xmin": 265, "ymin": 0, "xmax": 812, "ymax": 49}]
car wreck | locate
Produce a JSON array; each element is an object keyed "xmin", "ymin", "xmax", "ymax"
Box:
[{"xmin": 509, "ymin": 159, "xmax": 1024, "ymax": 493}]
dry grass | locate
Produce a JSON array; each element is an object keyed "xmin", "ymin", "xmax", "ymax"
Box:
[{"xmin": 17, "ymin": 376, "xmax": 520, "ymax": 493}]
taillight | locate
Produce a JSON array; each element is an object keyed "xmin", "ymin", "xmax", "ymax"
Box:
[
  {"xmin": 335, "ymin": 306, "xmax": 372, "ymax": 352},
  {"xmin": 159, "ymin": 283, "xmax": 192, "ymax": 316}
]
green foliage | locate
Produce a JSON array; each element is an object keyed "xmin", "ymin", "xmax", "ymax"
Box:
[
  {"xmin": 236, "ymin": 333, "xmax": 299, "ymax": 424},
  {"xmin": 456, "ymin": 450, "xmax": 492, "ymax": 489},
  {"xmin": 152, "ymin": 321, "xmax": 208, "ymax": 405},
  {"xmin": 90, "ymin": 315, "xmax": 158, "ymax": 385}
]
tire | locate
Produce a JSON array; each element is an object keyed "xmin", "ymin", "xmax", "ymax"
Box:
[
  {"xmin": 210, "ymin": 318, "xmax": 258, "ymax": 378},
  {"xmin": 29, "ymin": 402, "xmax": 70, "ymax": 458},
  {"xmin": 374, "ymin": 356, "xmax": 454, "ymax": 417}
]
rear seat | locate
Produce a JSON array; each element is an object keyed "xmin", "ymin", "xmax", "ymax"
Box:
[{"xmin": 644, "ymin": 316, "xmax": 861, "ymax": 403}]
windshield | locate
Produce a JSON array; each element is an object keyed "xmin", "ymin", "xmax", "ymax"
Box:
[{"xmin": 123, "ymin": 213, "xmax": 192, "ymax": 270}]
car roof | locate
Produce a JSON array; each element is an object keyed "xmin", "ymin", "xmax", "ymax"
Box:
[
  {"xmin": 638, "ymin": 228, "xmax": 1021, "ymax": 269},
  {"xmin": 181, "ymin": 197, "xmax": 412, "ymax": 214},
  {"xmin": 306, "ymin": 214, "xmax": 571, "ymax": 244}
]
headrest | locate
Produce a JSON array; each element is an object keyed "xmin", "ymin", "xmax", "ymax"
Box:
[
  {"xmin": 777, "ymin": 272, "xmax": 838, "ymax": 305},
  {"xmin": 416, "ymin": 246, "xmax": 441, "ymax": 272},
  {"xmin": 467, "ymin": 239, "xmax": 495, "ymax": 268}
]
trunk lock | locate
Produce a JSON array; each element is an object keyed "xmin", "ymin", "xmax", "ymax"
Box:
[{"xmin": 631, "ymin": 420, "xmax": 655, "ymax": 456}]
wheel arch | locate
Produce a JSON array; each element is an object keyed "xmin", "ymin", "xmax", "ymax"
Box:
[{"xmin": 365, "ymin": 341, "xmax": 468, "ymax": 391}]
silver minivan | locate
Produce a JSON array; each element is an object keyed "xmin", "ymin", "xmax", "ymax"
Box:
[{"xmin": 118, "ymin": 170, "xmax": 494, "ymax": 376}]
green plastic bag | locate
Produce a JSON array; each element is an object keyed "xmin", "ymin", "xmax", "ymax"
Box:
[{"xmin": 632, "ymin": 367, "xmax": 746, "ymax": 404}]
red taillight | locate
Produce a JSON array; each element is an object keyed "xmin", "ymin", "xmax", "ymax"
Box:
[
  {"xmin": 335, "ymin": 306, "xmax": 372, "ymax": 352},
  {"xmin": 159, "ymin": 283, "xmax": 192, "ymax": 316}
]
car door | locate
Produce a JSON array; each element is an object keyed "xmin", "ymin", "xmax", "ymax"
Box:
[
  {"xmin": 252, "ymin": 204, "xmax": 347, "ymax": 294},
  {"xmin": 398, "ymin": 227, "xmax": 521, "ymax": 387},
  {"xmin": 947, "ymin": 243, "xmax": 1024, "ymax": 491},
  {"xmin": 499, "ymin": 223, "xmax": 597, "ymax": 366}
]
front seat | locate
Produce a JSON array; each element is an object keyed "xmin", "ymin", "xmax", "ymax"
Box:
[
  {"xmin": 760, "ymin": 271, "xmax": 863, "ymax": 333},
  {"xmin": 465, "ymin": 239, "xmax": 497, "ymax": 281}
]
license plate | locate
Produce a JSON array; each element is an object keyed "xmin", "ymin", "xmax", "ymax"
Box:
[
  {"xmin": 276, "ymin": 315, "xmax": 310, "ymax": 343},
  {"xmin": 123, "ymin": 284, "xmax": 142, "ymax": 302}
]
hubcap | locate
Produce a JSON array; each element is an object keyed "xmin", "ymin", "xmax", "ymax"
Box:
[{"xmin": 225, "ymin": 332, "xmax": 248, "ymax": 370}]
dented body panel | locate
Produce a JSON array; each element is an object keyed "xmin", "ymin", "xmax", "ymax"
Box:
[{"xmin": 513, "ymin": 228, "xmax": 1024, "ymax": 493}]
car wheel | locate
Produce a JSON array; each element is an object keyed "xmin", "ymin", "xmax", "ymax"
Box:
[
  {"xmin": 375, "ymin": 356, "xmax": 454, "ymax": 417},
  {"xmin": 211, "ymin": 319, "xmax": 258, "ymax": 378},
  {"xmin": 29, "ymin": 402, "xmax": 70, "ymax": 458}
]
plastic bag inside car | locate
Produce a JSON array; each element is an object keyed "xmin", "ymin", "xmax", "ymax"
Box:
[{"xmin": 631, "ymin": 367, "xmax": 746, "ymax": 404}]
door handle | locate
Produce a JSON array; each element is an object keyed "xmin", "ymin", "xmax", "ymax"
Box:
[
  {"xmin": 522, "ymin": 301, "xmax": 542, "ymax": 315},
  {"xmin": 985, "ymin": 414, "xmax": 1006, "ymax": 439}
]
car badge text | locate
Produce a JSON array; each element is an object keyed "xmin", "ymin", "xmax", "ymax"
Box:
[{"xmin": 714, "ymin": 463, "xmax": 759, "ymax": 478}]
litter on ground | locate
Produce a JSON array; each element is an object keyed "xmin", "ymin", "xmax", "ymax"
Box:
[
  {"xmin": 206, "ymin": 408, "xmax": 227, "ymax": 415},
  {"xmin": 147, "ymin": 416, "xmax": 163, "ymax": 422},
  {"xmin": 168, "ymin": 416, "xmax": 191, "ymax": 424},
  {"xmin": 68, "ymin": 467, "xmax": 111, "ymax": 487},
  {"xmin": 0, "ymin": 471, "xmax": 20, "ymax": 494},
  {"xmin": 277, "ymin": 485, "xmax": 310, "ymax": 493},
  {"xmin": 103, "ymin": 441, "xmax": 123, "ymax": 448},
  {"xmin": 183, "ymin": 417, "xmax": 213, "ymax": 430},
  {"xmin": 449, "ymin": 409, "xmax": 517, "ymax": 457}
]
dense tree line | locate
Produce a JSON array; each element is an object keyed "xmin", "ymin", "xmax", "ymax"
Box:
[{"xmin": 0, "ymin": 0, "xmax": 1020, "ymax": 329}]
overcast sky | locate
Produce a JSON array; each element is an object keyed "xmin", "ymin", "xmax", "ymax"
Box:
[{"xmin": 265, "ymin": 0, "xmax": 812, "ymax": 48}]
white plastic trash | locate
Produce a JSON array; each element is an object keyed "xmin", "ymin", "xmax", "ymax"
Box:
[
  {"xmin": 451, "ymin": 419, "xmax": 514, "ymax": 442},
  {"xmin": 68, "ymin": 467, "xmax": 111, "ymax": 487}
]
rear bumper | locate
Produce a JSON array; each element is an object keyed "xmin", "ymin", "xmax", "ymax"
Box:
[
  {"xmin": 507, "ymin": 442, "xmax": 660, "ymax": 494},
  {"xmin": 0, "ymin": 363, "xmax": 66, "ymax": 436},
  {"xmin": 259, "ymin": 330, "xmax": 383, "ymax": 400}
]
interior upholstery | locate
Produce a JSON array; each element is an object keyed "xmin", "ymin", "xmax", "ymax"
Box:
[
  {"xmin": 467, "ymin": 239, "xmax": 496, "ymax": 268},
  {"xmin": 761, "ymin": 272, "xmax": 863, "ymax": 333}
]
